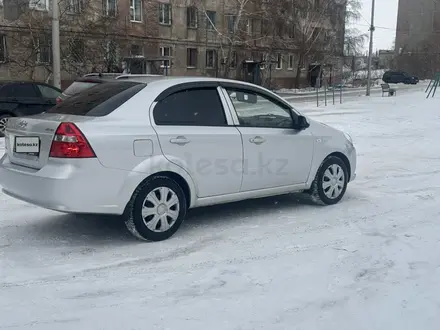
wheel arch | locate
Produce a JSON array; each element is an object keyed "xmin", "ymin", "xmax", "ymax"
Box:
[
  {"xmin": 124, "ymin": 170, "xmax": 193, "ymax": 215},
  {"xmin": 326, "ymin": 152, "xmax": 351, "ymax": 180}
]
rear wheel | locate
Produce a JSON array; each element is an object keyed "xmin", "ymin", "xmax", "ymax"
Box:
[
  {"xmin": 306, "ymin": 156, "xmax": 348, "ymax": 205},
  {"xmin": 0, "ymin": 114, "xmax": 12, "ymax": 138},
  {"xmin": 124, "ymin": 176, "xmax": 187, "ymax": 241}
]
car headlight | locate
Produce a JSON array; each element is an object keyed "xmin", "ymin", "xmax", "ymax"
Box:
[{"xmin": 343, "ymin": 132, "xmax": 353, "ymax": 144}]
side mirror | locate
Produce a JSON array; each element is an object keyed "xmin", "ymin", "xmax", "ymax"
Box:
[{"xmin": 295, "ymin": 115, "xmax": 310, "ymax": 130}]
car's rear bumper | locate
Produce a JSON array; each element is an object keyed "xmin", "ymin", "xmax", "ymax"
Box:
[{"xmin": 0, "ymin": 154, "xmax": 129, "ymax": 215}]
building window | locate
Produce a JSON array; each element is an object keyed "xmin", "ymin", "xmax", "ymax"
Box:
[
  {"xmin": 105, "ymin": 40, "xmax": 118, "ymax": 70},
  {"xmin": 187, "ymin": 6, "xmax": 198, "ymax": 28},
  {"xmin": 130, "ymin": 44, "xmax": 143, "ymax": 57},
  {"xmin": 130, "ymin": 0, "xmax": 142, "ymax": 22},
  {"xmin": 103, "ymin": 0, "xmax": 117, "ymax": 16},
  {"xmin": 29, "ymin": 0, "xmax": 49, "ymax": 10},
  {"xmin": 288, "ymin": 54, "xmax": 294, "ymax": 70},
  {"xmin": 187, "ymin": 48, "xmax": 197, "ymax": 68},
  {"xmin": 230, "ymin": 51, "xmax": 237, "ymax": 68},
  {"xmin": 0, "ymin": 35, "xmax": 6, "ymax": 63},
  {"xmin": 160, "ymin": 46, "xmax": 171, "ymax": 68},
  {"xmin": 69, "ymin": 39, "xmax": 85, "ymax": 63},
  {"xmin": 206, "ymin": 10, "xmax": 216, "ymax": 30},
  {"xmin": 206, "ymin": 50, "xmax": 216, "ymax": 68},
  {"xmin": 247, "ymin": 18, "xmax": 253, "ymax": 35},
  {"xmin": 287, "ymin": 24, "xmax": 295, "ymax": 38},
  {"xmin": 226, "ymin": 15, "xmax": 236, "ymax": 33},
  {"xmin": 260, "ymin": 54, "xmax": 266, "ymax": 70},
  {"xmin": 159, "ymin": 3, "xmax": 172, "ymax": 25},
  {"xmin": 67, "ymin": 0, "xmax": 82, "ymax": 13},
  {"xmin": 37, "ymin": 36, "xmax": 51, "ymax": 63},
  {"xmin": 276, "ymin": 23, "xmax": 284, "ymax": 37},
  {"xmin": 276, "ymin": 53, "xmax": 282, "ymax": 69}
]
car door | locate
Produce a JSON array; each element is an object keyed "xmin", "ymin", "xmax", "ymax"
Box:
[
  {"xmin": 0, "ymin": 83, "xmax": 45, "ymax": 116},
  {"xmin": 151, "ymin": 86, "xmax": 243, "ymax": 198},
  {"xmin": 35, "ymin": 84, "xmax": 61, "ymax": 110},
  {"xmin": 221, "ymin": 86, "xmax": 315, "ymax": 192}
]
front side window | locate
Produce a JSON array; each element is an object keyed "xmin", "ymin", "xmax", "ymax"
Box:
[
  {"xmin": 130, "ymin": 0, "xmax": 142, "ymax": 21},
  {"xmin": 153, "ymin": 88, "xmax": 226, "ymax": 126},
  {"xmin": 225, "ymin": 88, "xmax": 293, "ymax": 129},
  {"xmin": 159, "ymin": 3, "xmax": 172, "ymax": 25}
]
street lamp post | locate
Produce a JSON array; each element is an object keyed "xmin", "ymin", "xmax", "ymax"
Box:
[
  {"xmin": 366, "ymin": 0, "xmax": 376, "ymax": 96},
  {"xmin": 52, "ymin": 0, "xmax": 61, "ymax": 89}
]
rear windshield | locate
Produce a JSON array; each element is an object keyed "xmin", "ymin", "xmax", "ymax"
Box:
[
  {"xmin": 46, "ymin": 82, "xmax": 145, "ymax": 116},
  {"xmin": 63, "ymin": 81, "xmax": 99, "ymax": 96}
]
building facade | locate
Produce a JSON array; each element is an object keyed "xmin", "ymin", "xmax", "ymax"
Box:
[
  {"xmin": 0, "ymin": 0, "xmax": 346, "ymax": 88},
  {"xmin": 395, "ymin": 0, "xmax": 440, "ymax": 78}
]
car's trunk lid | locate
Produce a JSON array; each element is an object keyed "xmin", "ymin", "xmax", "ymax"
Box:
[{"xmin": 5, "ymin": 114, "xmax": 96, "ymax": 169}]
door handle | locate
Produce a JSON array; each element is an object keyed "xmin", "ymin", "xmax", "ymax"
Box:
[
  {"xmin": 249, "ymin": 136, "xmax": 266, "ymax": 145},
  {"xmin": 170, "ymin": 136, "xmax": 190, "ymax": 146}
]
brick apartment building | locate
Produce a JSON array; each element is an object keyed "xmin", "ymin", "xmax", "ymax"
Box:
[
  {"xmin": 0, "ymin": 0, "xmax": 346, "ymax": 88},
  {"xmin": 395, "ymin": 0, "xmax": 440, "ymax": 78}
]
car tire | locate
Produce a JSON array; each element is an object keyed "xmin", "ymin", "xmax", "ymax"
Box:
[
  {"xmin": 0, "ymin": 114, "xmax": 12, "ymax": 138},
  {"xmin": 124, "ymin": 175, "xmax": 187, "ymax": 242},
  {"xmin": 307, "ymin": 156, "xmax": 349, "ymax": 206}
]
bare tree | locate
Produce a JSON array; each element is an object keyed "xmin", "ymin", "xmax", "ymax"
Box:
[
  {"xmin": 285, "ymin": 0, "xmax": 343, "ymax": 88},
  {"xmin": 3, "ymin": 0, "xmax": 128, "ymax": 81},
  {"xmin": 196, "ymin": 0, "xmax": 260, "ymax": 78},
  {"xmin": 344, "ymin": 0, "xmax": 367, "ymax": 55}
]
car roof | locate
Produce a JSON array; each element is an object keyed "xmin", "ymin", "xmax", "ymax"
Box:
[{"xmin": 144, "ymin": 76, "xmax": 270, "ymax": 91}]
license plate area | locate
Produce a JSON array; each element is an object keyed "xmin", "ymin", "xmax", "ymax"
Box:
[{"xmin": 14, "ymin": 136, "xmax": 40, "ymax": 156}]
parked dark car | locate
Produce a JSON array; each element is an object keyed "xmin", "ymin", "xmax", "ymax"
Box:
[
  {"xmin": 0, "ymin": 81, "xmax": 62, "ymax": 136},
  {"xmin": 382, "ymin": 71, "xmax": 419, "ymax": 85}
]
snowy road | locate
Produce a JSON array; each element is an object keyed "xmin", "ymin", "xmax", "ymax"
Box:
[{"xmin": 2, "ymin": 90, "xmax": 440, "ymax": 329}]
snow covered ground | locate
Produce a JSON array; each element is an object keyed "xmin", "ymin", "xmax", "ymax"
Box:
[{"xmin": 2, "ymin": 90, "xmax": 440, "ymax": 330}]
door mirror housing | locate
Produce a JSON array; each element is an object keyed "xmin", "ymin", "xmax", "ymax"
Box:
[{"xmin": 295, "ymin": 115, "xmax": 310, "ymax": 130}]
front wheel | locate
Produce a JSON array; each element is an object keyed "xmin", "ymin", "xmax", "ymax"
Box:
[
  {"xmin": 124, "ymin": 176, "xmax": 187, "ymax": 241},
  {"xmin": 306, "ymin": 156, "xmax": 349, "ymax": 205}
]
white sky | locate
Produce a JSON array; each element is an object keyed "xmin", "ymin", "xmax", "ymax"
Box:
[{"xmin": 356, "ymin": 0, "xmax": 399, "ymax": 51}]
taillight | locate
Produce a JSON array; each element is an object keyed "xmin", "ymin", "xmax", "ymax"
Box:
[
  {"xmin": 56, "ymin": 96, "xmax": 62, "ymax": 104},
  {"xmin": 49, "ymin": 122, "xmax": 96, "ymax": 158}
]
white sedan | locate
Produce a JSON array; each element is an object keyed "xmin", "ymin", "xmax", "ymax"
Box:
[{"xmin": 0, "ymin": 77, "xmax": 356, "ymax": 241}]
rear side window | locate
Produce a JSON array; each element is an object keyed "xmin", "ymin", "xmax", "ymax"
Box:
[
  {"xmin": 63, "ymin": 81, "xmax": 98, "ymax": 96},
  {"xmin": 153, "ymin": 88, "xmax": 226, "ymax": 126},
  {"xmin": 46, "ymin": 82, "xmax": 145, "ymax": 116},
  {"xmin": 0, "ymin": 83, "xmax": 38, "ymax": 97}
]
